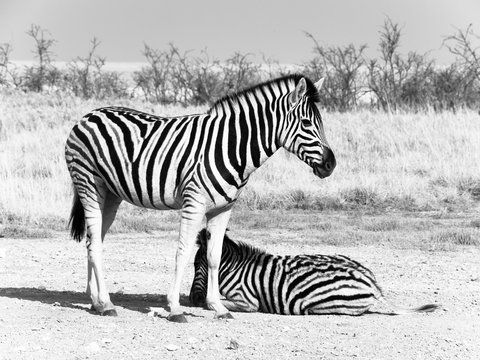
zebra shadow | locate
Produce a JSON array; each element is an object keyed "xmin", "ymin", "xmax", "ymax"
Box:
[{"xmin": 0, "ymin": 287, "xmax": 195, "ymax": 317}]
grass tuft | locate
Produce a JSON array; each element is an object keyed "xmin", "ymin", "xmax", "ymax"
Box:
[
  {"xmin": 1, "ymin": 225, "xmax": 53, "ymax": 239},
  {"xmin": 430, "ymin": 230, "xmax": 479, "ymax": 247},
  {"xmin": 457, "ymin": 177, "xmax": 480, "ymax": 200},
  {"xmin": 341, "ymin": 187, "xmax": 378, "ymax": 207},
  {"xmin": 364, "ymin": 219, "xmax": 400, "ymax": 232}
]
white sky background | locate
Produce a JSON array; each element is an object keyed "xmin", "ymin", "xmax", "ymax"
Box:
[{"xmin": 1, "ymin": 0, "xmax": 479, "ymax": 65}]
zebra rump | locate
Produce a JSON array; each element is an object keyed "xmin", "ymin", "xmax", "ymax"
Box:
[{"xmin": 190, "ymin": 229, "xmax": 439, "ymax": 315}]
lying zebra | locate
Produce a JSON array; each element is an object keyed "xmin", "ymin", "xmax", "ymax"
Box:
[{"xmin": 189, "ymin": 229, "xmax": 439, "ymax": 315}]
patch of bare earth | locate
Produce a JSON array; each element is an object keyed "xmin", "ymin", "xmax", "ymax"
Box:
[{"xmin": 1, "ymin": 230, "xmax": 479, "ymax": 360}]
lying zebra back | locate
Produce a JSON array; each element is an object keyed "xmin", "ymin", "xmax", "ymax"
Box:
[{"xmin": 189, "ymin": 229, "xmax": 439, "ymax": 315}]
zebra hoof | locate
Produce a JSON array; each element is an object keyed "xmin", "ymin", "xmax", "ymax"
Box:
[
  {"xmin": 167, "ymin": 313, "xmax": 188, "ymax": 323},
  {"xmin": 215, "ymin": 312, "xmax": 234, "ymax": 320},
  {"xmin": 90, "ymin": 305, "xmax": 118, "ymax": 316},
  {"xmin": 100, "ymin": 309, "xmax": 118, "ymax": 317}
]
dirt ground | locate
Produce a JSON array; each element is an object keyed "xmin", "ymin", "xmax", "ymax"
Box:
[{"xmin": 1, "ymin": 229, "xmax": 479, "ymax": 360}]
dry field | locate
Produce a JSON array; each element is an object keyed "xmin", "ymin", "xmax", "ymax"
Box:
[
  {"xmin": 1, "ymin": 89, "xmax": 480, "ymax": 228},
  {"xmin": 1, "ymin": 90, "xmax": 480, "ymax": 359}
]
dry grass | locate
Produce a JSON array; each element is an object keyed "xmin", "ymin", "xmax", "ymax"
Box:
[{"xmin": 1, "ymin": 90, "xmax": 479, "ymax": 247}]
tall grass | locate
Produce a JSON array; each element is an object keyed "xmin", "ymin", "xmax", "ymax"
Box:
[
  {"xmin": 1, "ymin": 90, "xmax": 479, "ymax": 232},
  {"xmin": 241, "ymin": 110, "xmax": 480, "ymax": 212}
]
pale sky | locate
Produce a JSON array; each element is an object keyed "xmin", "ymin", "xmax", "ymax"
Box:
[{"xmin": 1, "ymin": 0, "xmax": 479, "ymax": 64}]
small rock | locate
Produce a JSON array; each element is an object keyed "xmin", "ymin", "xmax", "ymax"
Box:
[
  {"xmin": 101, "ymin": 338, "xmax": 112, "ymax": 344},
  {"xmin": 226, "ymin": 339, "xmax": 239, "ymax": 350},
  {"xmin": 165, "ymin": 344, "xmax": 180, "ymax": 351}
]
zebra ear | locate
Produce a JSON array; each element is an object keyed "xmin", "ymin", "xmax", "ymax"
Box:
[
  {"xmin": 290, "ymin": 77, "xmax": 307, "ymax": 105},
  {"xmin": 314, "ymin": 78, "xmax": 325, "ymax": 92}
]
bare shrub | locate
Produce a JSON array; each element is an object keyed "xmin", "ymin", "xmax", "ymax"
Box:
[
  {"xmin": 366, "ymin": 18, "xmax": 435, "ymax": 111},
  {"xmin": 133, "ymin": 44, "xmax": 262, "ymax": 106},
  {"xmin": 0, "ymin": 42, "xmax": 17, "ymax": 86},
  {"xmin": 64, "ymin": 38, "xmax": 128, "ymax": 99},
  {"xmin": 303, "ymin": 32, "xmax": 366, "ymax": 111},
  {"xmin": 21, "ymin": 24, "xmax": 60, "ymax": 92},
  {"xmin": 133, "ymin": 43, "xmax": 178, "ymax": 103},
  {"xmin": 441, "ymin": 24, "xmax": 480, "ymax": 110}
]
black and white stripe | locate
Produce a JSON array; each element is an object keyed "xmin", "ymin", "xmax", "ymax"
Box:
[
  {"xmin": 65, "ymin": 74, "xmax": 336, "ymax": 320},
  {"xmin": 190, "ymin": 230, "xmax": 439, "ymax": 315}
]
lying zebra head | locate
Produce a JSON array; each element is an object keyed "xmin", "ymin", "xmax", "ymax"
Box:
[
  {"xmin": 283, "ymin": 76, "xmax": 336, "ymax": 179},
  {"xmin": 189, "ymin": 228, "xmax": 265, "ymax": 307}
]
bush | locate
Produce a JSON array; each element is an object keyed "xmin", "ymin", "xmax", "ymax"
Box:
[
  {"xmin": 64, "ymin": 38, "xmax": 128, "ymax": 99},
  {"xmin": 303, "ymin": 32, "xmax": 366, "ymax": 111},
  {"xmin": 133, "ymin": 44, "xmax": 262, "ymax": 105},
  {"xmin": 3, "ymin": 20, "xmax": 480, "ymax": 111}
]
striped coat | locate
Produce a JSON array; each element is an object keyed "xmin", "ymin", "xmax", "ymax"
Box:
[
  {"xmin": 190, "ymin": 230, "xmax": 439, "ymax": 315},
  {"xmin": 64, "ymin": 74, "xmax": 336, "ymax": 320}
]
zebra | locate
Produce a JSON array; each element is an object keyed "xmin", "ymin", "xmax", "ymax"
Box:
[
  {"xmin": 190, "ymin": 229, "xmax": 439, "ymax": 315},
  {"xmin": 65, "ymin": 74, "xmax": 336, "ymax": 322}
]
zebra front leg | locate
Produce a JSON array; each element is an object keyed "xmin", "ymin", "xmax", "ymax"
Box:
[
  {"xmin": 206, "ymin": 208, "xmax": 234, "ymax": 319},
  {"xmin": 167, "ymin": 202, "xmax": 205, "ymax": 323}
]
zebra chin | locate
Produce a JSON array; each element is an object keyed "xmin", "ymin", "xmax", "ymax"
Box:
[{"xmin": 313, "ymin": 163, "xmax": 334, "ymax": 179}]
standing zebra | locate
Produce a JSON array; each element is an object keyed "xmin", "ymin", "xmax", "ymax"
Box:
[
  {"xmin": 65, "ymin": 74, "xmax": 336, "ymax": 322},
  {"xmin": 190, "ymin": 230, "xmax": 439, "ymax": 315}
]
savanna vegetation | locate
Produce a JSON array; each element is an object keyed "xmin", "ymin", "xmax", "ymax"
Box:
[{"xmin": 0, "ymin": 19, "xmax": 479, "ymax": 249}]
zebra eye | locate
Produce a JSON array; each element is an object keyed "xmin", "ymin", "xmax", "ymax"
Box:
[{"xmin": 301, "ymin": 119, "xmax": 312, "ymax": 127}]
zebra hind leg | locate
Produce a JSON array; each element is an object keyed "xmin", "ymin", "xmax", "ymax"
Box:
[
  {"xmin": 221, "ymin": 296, "xmax": 260, "ymax": 313},
  {"xmin": 84, "ymin": 186, "xmax": 121, "ymax": 316}
]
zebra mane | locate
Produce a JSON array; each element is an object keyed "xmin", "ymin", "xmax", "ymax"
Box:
[
  {"xmin": 226, "ymin": 237, "xmax": 269, "ymax": 258},
  {"xmin": 196, "ymin": 228, "xmax": 269, "ymax": 258},
  {"xmin": 208, "ymin": 74, "xmax": 320, "ymax": 114}
]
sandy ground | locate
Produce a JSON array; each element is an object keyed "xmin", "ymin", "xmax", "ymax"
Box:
[{"xmin": 1, "ymin": 230, "xmax": 479, "ymax": 360}]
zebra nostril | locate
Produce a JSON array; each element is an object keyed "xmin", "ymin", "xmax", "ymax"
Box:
[{"xmin": 324, "ymin": 161, "xmax": 332, "ymax": 171}]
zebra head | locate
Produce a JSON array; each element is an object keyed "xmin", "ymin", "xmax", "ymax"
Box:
[{"xmin": 282, "ymin": 76, "xmax": 336, "ymax": 178}]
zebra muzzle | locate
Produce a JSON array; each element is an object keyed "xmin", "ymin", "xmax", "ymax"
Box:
[{"xmin": 313, "ymin": 147, "xmax": 336, "ymax": 178}]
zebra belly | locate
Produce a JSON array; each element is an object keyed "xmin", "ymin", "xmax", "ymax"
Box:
[{"xmin": 100, "ymin": 162, "xmax": 184, "ymax": 210}]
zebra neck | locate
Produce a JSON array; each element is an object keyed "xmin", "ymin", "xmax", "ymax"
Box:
[{"xmin": 210, "ymin": 93, "xmax": 290, "ymax": 181}]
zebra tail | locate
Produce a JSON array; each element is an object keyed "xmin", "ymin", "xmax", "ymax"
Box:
[
  {"xmin": 378, "ymin": 296, "xmax": 440, "ymax": 315},
  {"xmin": 69, "ymin": 188, "xmax": 85, "ymax": 242}
]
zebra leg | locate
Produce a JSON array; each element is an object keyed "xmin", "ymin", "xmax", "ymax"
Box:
[
  {"xmin": 101, "ymin": 192, "xmax": 122, "ymax": 240},
  {"xmin": 167, "ymin": 202, "xmax": 205, "ymax": 323},
  {"xmin": 206, "ymin": 208, "xmax": 234, "ymax": 320},
  {"xmin": 83, "ymin": 185, "xmax": 118, "ymax": 316},
  {"xmin": 221, "ymin": 297, "xmax": 260, "ymax": 313}
]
